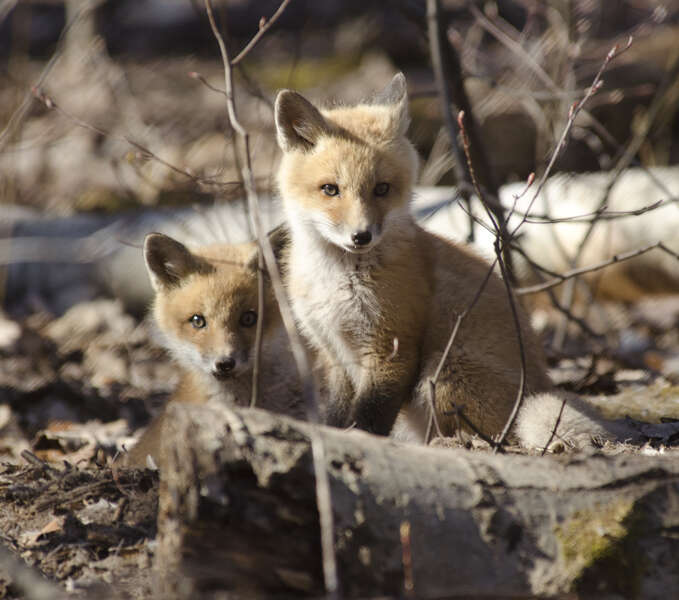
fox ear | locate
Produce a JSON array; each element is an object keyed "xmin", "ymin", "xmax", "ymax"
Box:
[
  {"xmin": 143, "ymin": 233, "xmax": 211, "ymax": 291},
  {"xmin": 374, "ymin": 72, "xmax": 410, "ymax": 138},
  {"xmin": 267, "ymin": 224, "xmax": 289, "ymax": 262},
  {"xmin": 245, "ymin": 225, "xmax": 289, "ymax": 273},
  {"xmin": 275, "ymin": 90, "xmax": 329, "ymax": 152}
]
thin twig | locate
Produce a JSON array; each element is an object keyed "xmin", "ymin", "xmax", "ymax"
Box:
[
  {"xmin": 494, "ymin": 42, "xmax": 629, "ymax": 444},
  {"xmin": 470, "ymin": 4, "xmax": 635, "ymax": 165},
  {"xmin": 426, "ymin": 259, "xmax": 498, "ymax": 441},
  {"xmin": 520, "ymin": 198, "xmax": 675, "ymax": 224},
  {"xmin": 0, "ymin": 0, "xmax": 104, "ymax": 152},
  {"xmin": 507, "ymin": 39, "xmax": 631, "ymax": 240},
  {"xmin": 425, "ymin": 0, "xmax": 517, "ymax": 443},
  {"xmin": 427, "ymin": 0, "xmax": 509, "ymax": 261},
  {"xmin": 203, "ymin": 2, "xmax": 338, "ymax": 597},
  {"xmin": 442, "ymin": 404, "xmax": 501, "ymax": 449},
  {"xmin": 512, "ymin": 245, "xmax": 607, "ymax": 345},
  {"xmin": 539, "ymin": 396, "xmax": 568, "ymax": 456},
  {"xmin": 442, "ymin": 41, "xmax": 626, "ymax": 448},
  {"xmin": 231, "ymin": 0, "xmax": 293, "ymax": 65},
  {"xmin": 447, "ymin": 180, "xmax": 678, "ymax": 225},
  {"xmin": 456, "ymin": 110, "xmax": 528, "ymax": 451},
  {"xmin": 516, "ymin": 242, "xmax": 679, "ymax": 295},
  {"xmin": 426, "ymin": 0, "xmax": 476, "ymax": 241},
  {"xmin": 488, "ymin": 17, "xmax": 676, "ymax": 202},
  {"xmin": 492, "ymin": 242, "xmax": 528, "ymax": 449},
  {"xmin": 204, "ymin": 0, "xmax": 262, "ymax": 418},
  {"xmin": 188, "ymin": 71, "xmax": 227, "ymax": 97},
  {"xmin": 550, "ymin": 46, "xmax": 679, "ymax": 346},
  {"xmin": 30, "ymin": 88, "xmax": 241, "ymax": 191}
]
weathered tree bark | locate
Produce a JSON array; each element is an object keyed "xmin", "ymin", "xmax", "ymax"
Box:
[{"xmin": 154, "ymin": 403, "xmax": 679, "ymax": 599}]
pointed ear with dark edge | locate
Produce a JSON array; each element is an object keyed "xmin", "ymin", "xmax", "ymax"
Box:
[
  {"xmin": 275, "ymin": 90, "xmax": 329, "ymax": 152},
  {"xmin": 374, "ymin": 73, "xmax": 410, "ymax": 138},
  {"xmin": 143, "ymin": 233, "xmax": 212, "ymax": 291},
  {"xmin": 245, "ymin": 225, "xmax": 290, "ymax": 273},
  {"xmin": 267, "ymin": 224, "xmax": 289, "ymax": 262}
]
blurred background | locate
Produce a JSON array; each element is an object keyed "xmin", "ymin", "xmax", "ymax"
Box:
[{"xmin": 1, "ymin": 0, "xmax": 678, "ymax": 216}]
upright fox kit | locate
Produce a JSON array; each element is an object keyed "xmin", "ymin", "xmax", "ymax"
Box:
[
  {"xmin": 275, "ymin": 74, "xmax": 630, "ymax": 447},
  {"xmin": 125, "ymin": 232, "xmax": 302, "ymax": 467}
]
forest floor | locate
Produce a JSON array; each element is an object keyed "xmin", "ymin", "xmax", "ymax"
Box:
[{"xmin": 0, "ymin": 293, "xmax": 678, "ymax": 597}]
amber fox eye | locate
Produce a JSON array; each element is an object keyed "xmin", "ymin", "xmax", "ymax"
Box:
[
  {"xmin": 239, "ymin": 310, "xmax": 257, "ymax": 328},
  {"xmin": 190, "ymin": 314, "xmax": 206, "ymax": 329},
  {"xmin": 374, "ymin": 182, "xmax": 390, "ymax": 196},
  {"xmin": 321, "ymin": 183, "xmax": 339, "ymax": 197}
]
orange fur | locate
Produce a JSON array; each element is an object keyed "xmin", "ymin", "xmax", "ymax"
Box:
[
  {"xmin": 124, "ymin": 233, "xmax": 301, "ymax": 468},
  {"xmin": 275, "ymin": 74, "xmax": 554, "ymax": 440}
]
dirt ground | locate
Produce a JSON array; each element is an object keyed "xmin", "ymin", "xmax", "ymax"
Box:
[{"xmin": 0, "ymin": 300, "xmax": 166, "ymax": 599}]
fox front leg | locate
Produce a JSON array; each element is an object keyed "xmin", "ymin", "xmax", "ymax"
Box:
[
  {"xmin": 350, "ymin": 356, "xmax": 417, "ymax": 436},
  {"xmin": 324, "ymin": 366, "xmax": 409, "ymax": 435},
  {"xmin": 351, "ymin": 387, "xmax": 406, "ymax": 435}
]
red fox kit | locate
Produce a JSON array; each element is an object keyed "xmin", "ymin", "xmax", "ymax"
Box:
[
  {"xmin": 125, "ymin": 232, "xmax": 302, "ymax": 467},
  {"xmin": 274, "ymin": 73, "xmax": 634, "ymax": 447}
]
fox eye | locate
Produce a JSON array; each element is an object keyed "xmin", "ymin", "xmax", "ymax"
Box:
[
  {"xmin": 239, "ymin": 310, "xmax": 257, "ymax": 328},
  {"xmin": 190, "ymin": 314, "xmax": 206, "ymax": 329},
  {"xmin": 321, "ymin": 183, "xmax": 339, "ymax": 197},
  {"xmin": 374, "ymin": 182, "xmax": 390, "ymax": 196}
]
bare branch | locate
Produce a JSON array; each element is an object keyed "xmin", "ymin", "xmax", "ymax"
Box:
[
  {"xmin": 426, "ymin": 0, "xmax": 507, "ymax": 253},
  {"xmin": 506, "ymin": 39, "xmax": 630, "ymax": 239},
  {"xmin": 426, "ymin": 256, "xmax": 498, "ymax": 442},
  {"xmin": 426, "ymin": 0, "xmax": 527, "ymax": 448},
  {"xmin": 203, "ymin": 2, "xmax": 338, "ymax": 596},
  {"xmin": 30, "ymin": 88, "xmax": 241, "ymax": 191},
  {"xmin": 468, "ymin": 4, "xmax": 678, "ymax": 205},
  {"xmin": 188, "ymin": 71, "xmax": 227, "ymax": 98},
  {"xmin": 450, "ymin": 177, "xmax": 678, "ymax": 225},
  {"xmin": 519, "ymin": 197, "xmax": 675, "ymax": 224},
  {"xmin": 540, "ymin": 396, "xmax": 568, "ymax": 456},
  {"xmin": 442, "ymin": 403, "xmax": 502, "ymax": 449},
  {"xmin": 516, "ymin": 242, "xmax": 679, "ymax": 295},
  {"xmin": 442, "ymin": 35, "xmax": 629, "ymax": 448},
  {"xmin": 0, "ymin": 0, "xmax": 104, "ymax": 152},
  {"xmin": 456, "ymin": 110, "xmax": 529, "ymax": 451},
  {"xmin": 231, "ymin": 0, "xmax": 293, "ymax": 65}
]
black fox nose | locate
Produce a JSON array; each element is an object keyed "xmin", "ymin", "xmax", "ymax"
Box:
[
  {"xmin": 215, "ymin": 357, "xmax": 236, "ymax": 375},
  {"xmin": 352, "ymin": 230, "xmax": 372, "ymax": 246}
]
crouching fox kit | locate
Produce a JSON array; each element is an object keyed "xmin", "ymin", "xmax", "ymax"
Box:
[
  {"xmin": 275, "ymin": 73, "xmax": 632, "ymax": 448},
  {"xmin": 124, "ymin": 232, "xmax": 302, "ymax": 468}
]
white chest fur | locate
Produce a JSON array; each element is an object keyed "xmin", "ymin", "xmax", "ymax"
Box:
[{"xmin": 288, "ymin": 235, "xmax": 381, "ymax": 385}]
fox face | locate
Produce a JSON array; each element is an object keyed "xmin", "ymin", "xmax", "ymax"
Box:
[
  {"xmin": 143, "ymin": 232, "xmax": 283, "ymax": 384},
  {"xmin": 275, "ymin": 73, "xmax": 418, "ymax": 254}
]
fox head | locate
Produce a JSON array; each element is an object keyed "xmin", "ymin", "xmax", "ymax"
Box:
[
  {"xmin": 274, "ymin": 73, "xmax": 418, "ymax": 254},
  {"xmin": 143, "ymin": 231, "xmax": 286, "ymax": 383}
]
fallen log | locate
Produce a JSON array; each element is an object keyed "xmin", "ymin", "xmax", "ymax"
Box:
[{"xmin": 153, "ymin": 403, "xmax": 679, "ymax": 599}]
